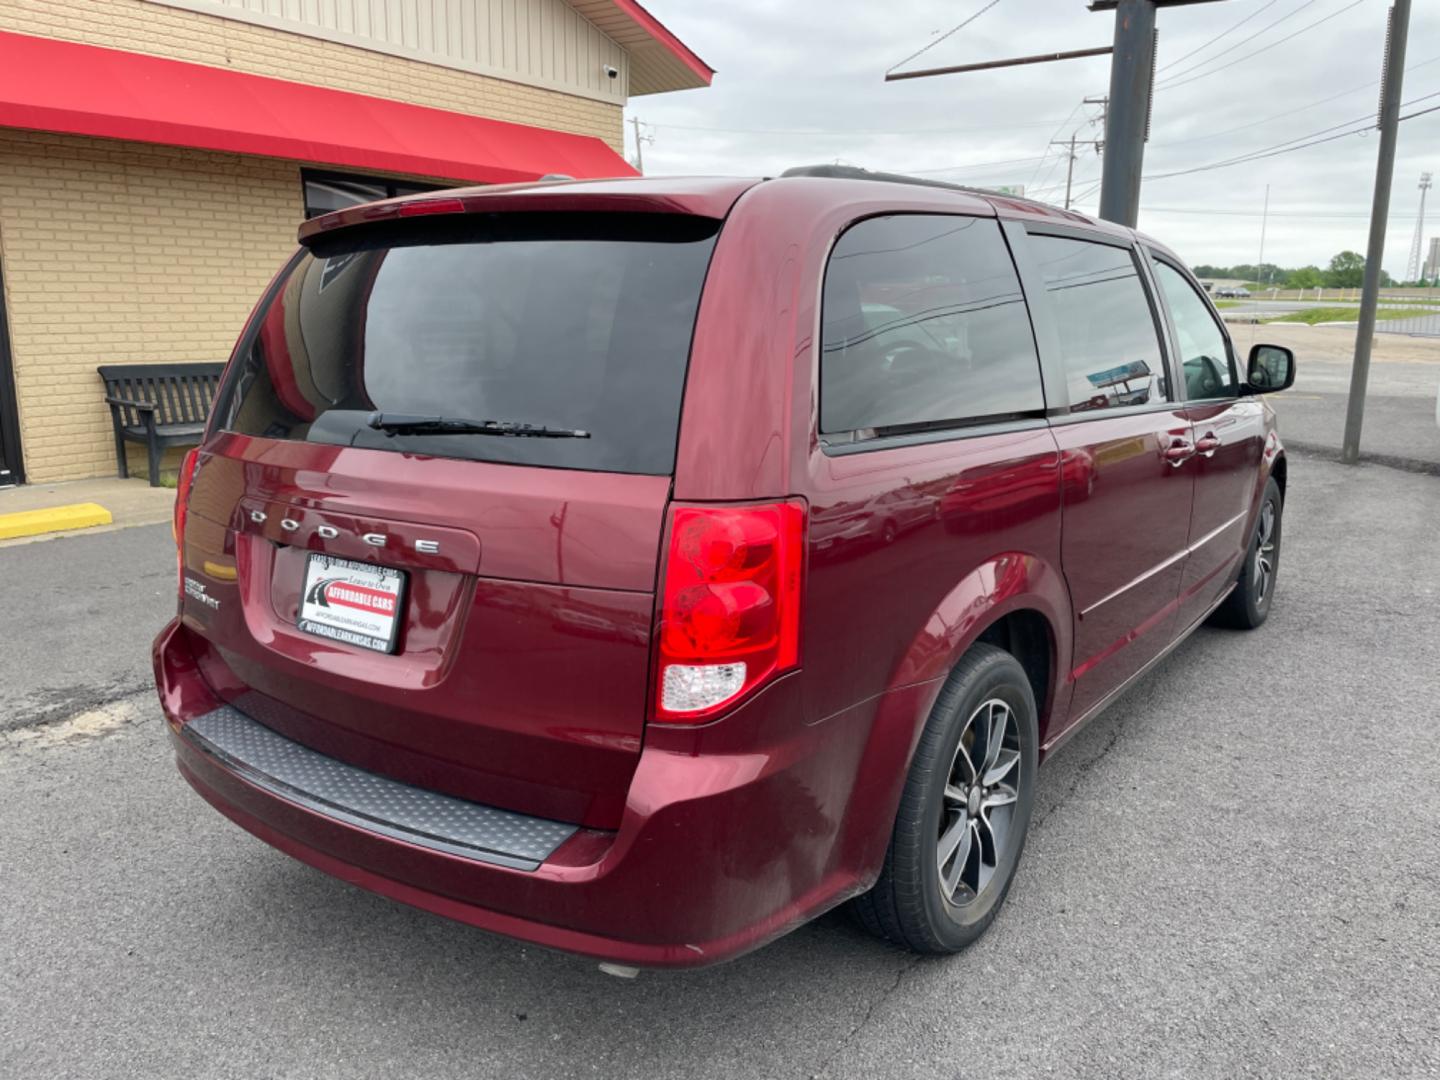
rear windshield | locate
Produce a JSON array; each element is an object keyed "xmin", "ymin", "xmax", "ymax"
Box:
[{"xmin": 214, "ymin": 213, "xmax": 720, "ymax": 475}]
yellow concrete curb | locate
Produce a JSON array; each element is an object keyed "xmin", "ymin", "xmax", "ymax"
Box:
[{"xmin": 0, "ymin": 502, "xmax": 114, "ymax": 541}]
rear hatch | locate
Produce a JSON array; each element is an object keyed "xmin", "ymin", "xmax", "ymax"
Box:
[{"xmin": 180, "ymin": 207, "xmax": 724, "ymax": 829}]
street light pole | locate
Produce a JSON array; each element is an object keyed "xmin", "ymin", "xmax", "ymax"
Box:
[
  {"xmin": 1341, "ymin": 0, "xmax": 1411, "ymax": 465},
  {"xmin": 1256, "ymin": 184, "xmax": 1270, "ymax": 284}
]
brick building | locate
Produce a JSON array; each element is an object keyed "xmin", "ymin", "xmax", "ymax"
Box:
[{"xmin": 0, "ymin": 0, "xmax": 710, "ymax": 485}]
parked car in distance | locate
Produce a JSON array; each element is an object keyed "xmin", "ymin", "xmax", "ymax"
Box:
[
  {"xmin": 1215, "ymin": 286, "xmax": 1252, "ymax": 299},
  {"xmin": 155, "ymin": 165, "xmax": 1295, "ymax": 971}
]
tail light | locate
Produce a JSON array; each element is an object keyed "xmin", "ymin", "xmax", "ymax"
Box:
[
  {"xmin": 173, "ymin": 448, "xmax": 200, "ymax": 602},
  {"xmin": 653, "ymin": 500, "xmax": 806, "ymax": 723}
]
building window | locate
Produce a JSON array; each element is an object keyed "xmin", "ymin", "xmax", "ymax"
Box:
[{"xmin": 301, "ymin": 169, "xmax": 443, "ymax": 219}]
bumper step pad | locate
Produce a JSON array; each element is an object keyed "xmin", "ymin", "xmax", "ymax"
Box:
[{"xmin": 184, "ymin": 705, "xmax": 577, "ymax": 870}]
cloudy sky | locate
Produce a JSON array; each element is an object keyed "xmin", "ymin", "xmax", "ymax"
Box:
[{"xmin": 630, "ymin": 0, "xmax": 1440, "ymax": 279}]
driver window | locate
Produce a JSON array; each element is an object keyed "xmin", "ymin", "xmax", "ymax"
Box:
[
  {"xmin": 1151, "ymin": 258, "xmax": 1237, "ymax": 399},
  {"xmin": 819, "ymin": 215, "xmax": 1044, "ymax": 435}
]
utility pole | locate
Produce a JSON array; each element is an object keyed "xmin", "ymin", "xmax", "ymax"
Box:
[
  {"xmin": 1052, "ymin": 116, "xmax": 1105, "ymax": 210},
  {"xmin": 1342, "ymin": 0, "xmax": 1411, "ymax": 465},
  {"xmin": 1097, "ymin": 0, "xmax": 1157, "ymax": 227},
  {"xmin": 629, "ymin": 116, "xmax": 653, "ymax": 174},
  {"xmin": 1063, "ymin": 134, "xmax": 1077, "ymax": 209}
]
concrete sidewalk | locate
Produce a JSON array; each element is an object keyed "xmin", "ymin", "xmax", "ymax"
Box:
[
  {"xmin": 1226, "ymin": 324, "xmax": 1440, "ymax": 473},
  {"xmin": 0, "ymin": 477, "xmax": 174, "ymax": 547}
]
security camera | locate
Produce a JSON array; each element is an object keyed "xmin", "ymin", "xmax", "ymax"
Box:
[{"xmin": 603, "ymin": 64, "xmax": 619, "ymax": 80}]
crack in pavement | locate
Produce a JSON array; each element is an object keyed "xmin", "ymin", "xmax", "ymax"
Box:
[
  {"xmin": 808, "ymin": 954, "xmax": 926, "ymax": 1080},
  {"xmin": 1031, "ymin": 716, "xmax": 1126, "ymax": 832}
]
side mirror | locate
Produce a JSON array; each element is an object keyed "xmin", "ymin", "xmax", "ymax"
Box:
[{"xmin": 1245, "ymin": 344, "xmax": 1295, "ymax": 393}]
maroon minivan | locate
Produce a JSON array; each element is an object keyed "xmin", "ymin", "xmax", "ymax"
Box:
[{"xmin": 155, "ymin": 166, "xmax": 1295, "ymax": 970}]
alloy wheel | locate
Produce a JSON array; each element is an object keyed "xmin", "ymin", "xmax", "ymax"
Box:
[
  {"xmin": 937, "ymin": 698, "xmax": 1020, "ymax": 905},
  {"xmin": 1253, "ymin": 500, "xmax": 1276, "ymax": 603}
]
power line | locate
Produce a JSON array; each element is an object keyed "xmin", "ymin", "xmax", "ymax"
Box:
[
  {"xmin": 1143, "ymin": 88, "xmax": 1440, "ymax": 181},
  {"xmin": 1157, "ymin": 0, "xmax": 1367, "ymax": 92},
  {"xmin": 1156, "ymin": 0, "xmax": 1317, "ymax": 85},
  {"xmin": 886, "ymin": 0, "xmax": 1004, "ymax": 76},
  {"xmin": 1151, "ymin": 54, "xmax": 1440, "ymax": 148},
  {"xmin": 1027, "ymin": 100, "xmax": 1088, "ymax": 188},
  {"xmin": 1156, "ymin": 0, "xmax": 1280, "ymax": 74},
  {"xmin": 1397, "ymin": 101, "xmax": 1440, "ymax": 122}
]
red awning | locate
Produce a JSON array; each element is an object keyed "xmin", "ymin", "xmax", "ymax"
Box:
[{"xmin": 0, "ymin": 31, "xmax": 637, "ymax": 185}]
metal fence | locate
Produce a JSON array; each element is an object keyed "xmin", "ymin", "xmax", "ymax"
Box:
[{"xmin": 1242, "ymin": 288, "xmax": 1440, "ymax": 337}]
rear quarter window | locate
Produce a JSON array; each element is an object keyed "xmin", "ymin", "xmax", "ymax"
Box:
[
  {"xmin": 819, "ymin": 214, "xmax": 1044, "ymax": 437},
  {"xmin": 215, "ymin": 213, "xmax": 719, "ymax": 475}
]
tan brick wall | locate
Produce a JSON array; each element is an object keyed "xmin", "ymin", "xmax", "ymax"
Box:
[
  {"xmin": 0, "ymin": 0, "xmax": 627, "ymax": 483},
  {"xmin": 0, "ymin": 131, "xmax": 305, "ymax": 482},
  {"xmin": 0, "ymin": 0, "xmax": 623, "ymax": 152}
]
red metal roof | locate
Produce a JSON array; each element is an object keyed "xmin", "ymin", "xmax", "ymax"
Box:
[{"xmin": 0, "ymin": 31, "xmax": 637, "ymax": 185}]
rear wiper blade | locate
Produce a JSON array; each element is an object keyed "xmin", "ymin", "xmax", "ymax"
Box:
[{"xmin": 366, "ymin": 412, "xmax": 590, "ymax": 439}]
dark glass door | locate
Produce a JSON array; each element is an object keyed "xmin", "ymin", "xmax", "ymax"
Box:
[{"xmin": 0, "ymin": 251, "xmax": 23, "ymax": 486}]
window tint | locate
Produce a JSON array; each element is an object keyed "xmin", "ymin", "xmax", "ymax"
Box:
[
  {"xmin": 216, "ymin": 214, "xmax": 718, "ymax": 475},
  {"xmin": 820, "ymin": 215, "xmax": 1043, "ymax": 435},
  {"xmin": 1151, "ymin": 258, "xmax": 1236, "ymax": 399},
  {"xmin": 1029, "ymin": 234, "xmax": 1167, "ymax": 412}
]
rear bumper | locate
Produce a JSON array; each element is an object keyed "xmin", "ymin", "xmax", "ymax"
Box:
[{"xmin": 155, "ymin": 618, "xmax": 900, "ymax": 968}]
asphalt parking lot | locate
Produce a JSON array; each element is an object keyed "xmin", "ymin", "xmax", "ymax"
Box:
[
  {"xmin": 2, "ymin": 453, "xmax": 1438, "ymax": 1079},
  {"xmin": 1225, "ymin": 324, "xmax": 1440, "ymax": 470}
]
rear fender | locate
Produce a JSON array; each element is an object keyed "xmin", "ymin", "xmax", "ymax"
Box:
[{"xmin": 836, "ymin": 552, "xmax": 1072, "ymax": 882}]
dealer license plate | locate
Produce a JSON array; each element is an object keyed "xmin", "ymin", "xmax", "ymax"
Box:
[{"xmin": 297, "ymin": 554, "xmax": 406, "ymax": 654}]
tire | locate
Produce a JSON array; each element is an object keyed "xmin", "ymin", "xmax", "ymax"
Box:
[
  {"xmin": 1210, "ymin": 476, "xmax": 1282, "ymax": 630},
  {"xmin": 850, "ymin": 643, "xmax": 1039, "ymax": 954}
]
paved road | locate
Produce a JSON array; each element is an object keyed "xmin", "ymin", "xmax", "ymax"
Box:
[
  {"xmin": 3, "ymin": 456, "xmax": 1439, "ymax": 1079},
  {"xmin": 0, "ymin": 524, "xmax": 175, "ymax": 731}
]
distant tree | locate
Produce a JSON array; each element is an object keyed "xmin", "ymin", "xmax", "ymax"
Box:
[
  {"xmin": 1192, "ymin": 264, "xmax": 1225, "ymax": 278},
  {"xmin": 1287, "ymin": 266, "xmax": 1323, "ymax": 288},
  {"xmin": 1326, "ymin": 251, "xmax": 1365, "ymax": 288},
  {"xmin": 1230, "ymin": 264, "xmax": 1260, "ymax": 283}
]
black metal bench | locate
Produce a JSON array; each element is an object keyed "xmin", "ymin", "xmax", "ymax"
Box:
[{"xmin": 98, "ymin": 363, "xmax": 224, "ymax": 486}]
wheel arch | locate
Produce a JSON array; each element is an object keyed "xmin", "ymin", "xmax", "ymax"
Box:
[
  {"xmin": 885, "ymin": 552, "xmax": 1070, "ymax": 743},
  {"xmin": 835, "ymin": 553, "xmax": 1072, "ymax": 887},
  {"xmin": 1269, "ymin": 451, "xmax": 1287, "ymax": 502}
]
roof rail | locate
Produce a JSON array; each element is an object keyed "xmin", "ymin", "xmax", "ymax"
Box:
[{"xmin": 778, "ymin": 163, "xmax": 1055, "ymax": 209}]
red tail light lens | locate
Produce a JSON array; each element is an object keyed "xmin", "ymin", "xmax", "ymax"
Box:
[
  {"xmin": 173, "ymin": 448, "xmax": 200, "ymax": 602},
  {"xmin": 654, "ymin": 500, "xmax": 806, "ymax": 722}
]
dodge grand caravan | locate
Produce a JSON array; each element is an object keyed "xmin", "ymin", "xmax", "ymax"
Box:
[{"xmin": 154, "ymin": 166, "xmax": 1296, "ymax": 969}]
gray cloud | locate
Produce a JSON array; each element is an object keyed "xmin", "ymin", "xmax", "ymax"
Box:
[{"xmin": 634, "ymin": 0, "xmax": 1440, "ymax": 278}]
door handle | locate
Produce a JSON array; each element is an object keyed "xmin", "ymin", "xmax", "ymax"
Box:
[
  {"xmin": 1163, "ymin": 438, "xmax": 1196, "ymax": 467},
  {"xmin": 1195, "ymin": 432, "xmax": 1222, "ymax": 457}
]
